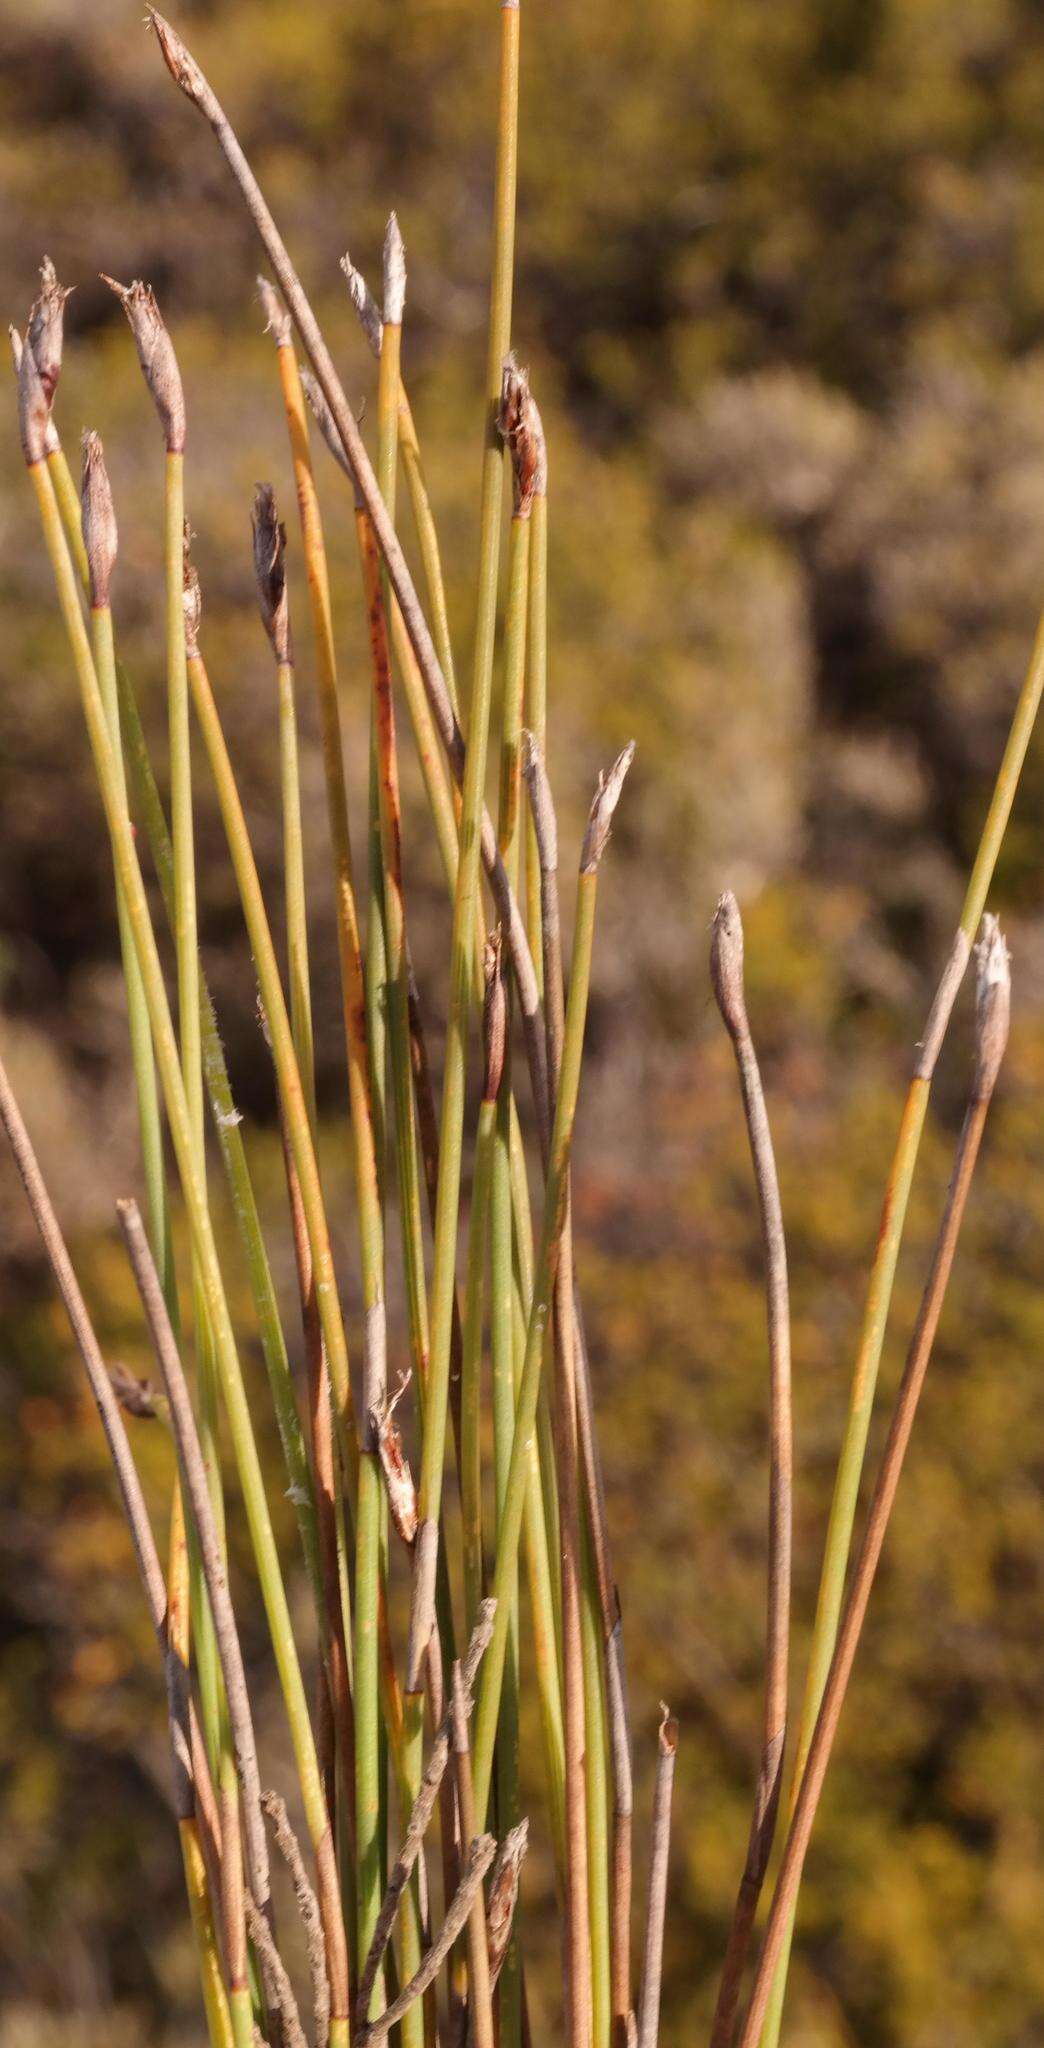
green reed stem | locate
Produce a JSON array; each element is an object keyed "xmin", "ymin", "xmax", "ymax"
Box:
[
  {"xmin": 759, "ymin": 610, "xmax": 1044, "ymax": 2045},
  {"xmin": 473, "ymin": 830, "xmax": 605, "ymax": 1827},
  {"xmin": 461, "ymin": 1096, "xmax": 497, "ymax": 1634},
  {"xmin": 89, "ymin": 602, "xmax": 173, "ymax": 1306},
  {"xmin": 399, "ymin": 390, "xmax": 459, "ymax": 718},
  {"xmin": 112, "ymin": 655, "xmax": 323, "ymax": 1613},
  {"xmin": 166, "ymin": 450, "xmax": 226, "ymax": 1797},
  {"xmin": 28, "ymin": 458, "xmax": 349, "ymax": 2030},
  {"xmin": 582, "ymin": 1500, "xmax": 611, "ymax": 2048},
  {"xmin": 409, "ymin": 0, "xmax": 521, "ymax": 1691}
]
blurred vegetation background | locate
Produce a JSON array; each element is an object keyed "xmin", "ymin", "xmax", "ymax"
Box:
[{"xmin": 4, "ymin": 0, "xmax": 1044, "ymax": 2041}]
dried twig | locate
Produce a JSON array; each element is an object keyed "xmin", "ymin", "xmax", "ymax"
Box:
[
  {"xmin": 263, "ymin": 1791, "xmax": 331, "ymax": 2048},
  {"xmin": 487, "ymin": 1822, "xmax": 529, "ymax": 1990},
  {"xmin": 246, "ymin": 1897, "xmax": 308, "ymax": 2048},
  {"xmin": 356, "ymin": 1835, "xmax": 497, "ymax": 2048},
  {"xmin": 708, "ymin": 892, "xmax": 792, "ymax": 2048},
  {"xmin": 357, "ymin": 1601, "xmax": 496, "ymax": 2021}
]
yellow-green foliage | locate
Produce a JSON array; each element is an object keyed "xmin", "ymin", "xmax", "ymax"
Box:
[{"xmin": 2, "ymin": 1, "xmax": 1044, "ymax": 2042}]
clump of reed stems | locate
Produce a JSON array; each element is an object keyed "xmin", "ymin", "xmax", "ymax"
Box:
[{"xmin": 2, "ymin": 11, "xmax": 1039, "ymax": 2048}]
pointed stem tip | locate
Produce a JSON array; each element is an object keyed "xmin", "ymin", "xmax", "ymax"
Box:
[
  {"xmin": 710, "ymin": 889, "xmax": 747, "ymax": 1043},
  {"xmin": 146, "ymin": 10, "xmax": 207, "ymax": 103},
  {"xmin": 382, "ymin": 213, "xmax": 407, "ymax": 328},
  {"xmin": 16, "ymin": 327, "xmax": 50, "ymax": 466},
  {"xmin": 580, "ymin": 741, "xmax": 636, "ymax": 873},
  {"xmin": 257, "ymin": 276, "xmax": 292, "ymax": 348},
  {"xmin": 340, "ymin": 254, "xmax": 383, "ymax": 359},
  {"xmin": 29, "ymin": 256, "xmax": 73, "ymax": 406},
  {"xmin": 102, "ymin": 274, "xmax": 185, "ymax": 452},
  {"xmin": 973, "ymin": 913, "xmax": 1011, "ymax": 1099},
  {"xmin": 81, "ymin": 431, "xmax": 119, "ymax": 609},
  {"xmin": 251, "ymin": 483, "xmax": 292, "ymax": 665}
]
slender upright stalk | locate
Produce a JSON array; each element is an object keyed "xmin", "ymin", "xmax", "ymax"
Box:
[
  {"xmin": 636, "ymin": 1710, "xmax": 678, "ymax": 2048},
  {"xmin": 708, "ymin": 894, "xmax": 791, "ymax": 2048},
  {"xmin": 252, "ymin": 487, "xmax": 356, "ymax": 1893},
  {"xmin": 81, "ymin": 433, "xmax": 173, "ymax": 1309},
  {"xmin": 252, "ymin": 484, "xmax": 317, "ymax": 1134},
  {"xmin": 102, "ymin": 274, "xmax": 230, "ymax": 1835},
  {"xmin": 341, "ymin": 251, "xmax": 459, "ymax": 716},
  {"xmin": 112, "ymin": 648, "xmax": 322, "ymax": 1608},
  {"xmin": 758, "ymin": 609, "xmax": 1044, "ymax": 2045},
  {"xmin": 473, "ymin": 748, "xmax": 634, "ymax": 1829},
  {"xmin": 740, "ymin": 923, "xmax": 1010, "ymax": 2048},
  {"xmin": 525, "ymin": 736, "xmax": 615, "ymax": 2032},
  {"xmin": 254, "ymin": 317, "xmax": 395, "ymax": 1957},
  {"xmin": 407, "ymin": 0, "xmax": 522, "ymax": 1691}
]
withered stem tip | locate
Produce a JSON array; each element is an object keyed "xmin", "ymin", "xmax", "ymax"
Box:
[
  {"xmin": 16, "ymin": 332, "xmax": 51, "ymax": 467},
  {"xmin": 28, "ymin": 255, "xmax": 73, "ymax": 406},
  {"xmin": 81, "ymin": 430, "xmax": 119, "ymax": 609},
  {"xmin": 251, "ymin": 482, "xmax": 292, "ymax": 666},
  {"xmin": 102, "ymin": 273, "xmax": 186, "ymax": 453},
  {"xmin": 257, "ymin": 276, "xmax": 292, "ymax": 348},
  {"xmin": 340, "ymin": 254, "xmax": 383, "ymax": 359},
  {"xmin": 710, "ymin": 889, "xmax": 747, "ymax": 1042},
  {"xmin": 146, "ymin": 10, "xmax": 207, "ymax": 103},
  {"xmin": 382, "ymin": 213, "xmax": 407, "ymax": 328},
  {"xmin": 973, "ymin": 912, "xmax": 1011, "ymax": 1098},
  {"xmin": 580, "ymin": 740, "xmax": 636, "ymax": 873}
]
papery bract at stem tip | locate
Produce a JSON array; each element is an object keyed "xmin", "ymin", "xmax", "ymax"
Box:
[
  {"xmin": 251, "ymin": 482, "xmax": 292, "ymax": 665},
  {"xmin": 28, "ymin": 255, "xmax": 73, "ymax": 406},
  {"xmin": 340, "ymin": 253, "xmax": 383, "ymax": 359},
  {"xmin": 710, "ymin": 889, "xmax": 747, "ymax": 1043},
  {"xmin": 257, "ymin": 276, "xmax": 292, "ymax": 348},
  {"xmin": 973, "ymin": 913, "xmax": 1011, "ymax": 1098},
  {"xmin": 16, "ymin": 329, "xmax": 50, "ymax": 467},
  {"xmin": 81, "ymin": 430, "xmax": 119, "ymax": 609},
  {"xmin": 580, "ymin": 740, "xmax": 636, "ymax": 873},
  {"xmin": 382, "ymin": 213, "xmax": 407, "ymax": 328},
  {"xmin": 102, "ymin": 274, "xmax": 186, "ymax": 453}
]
